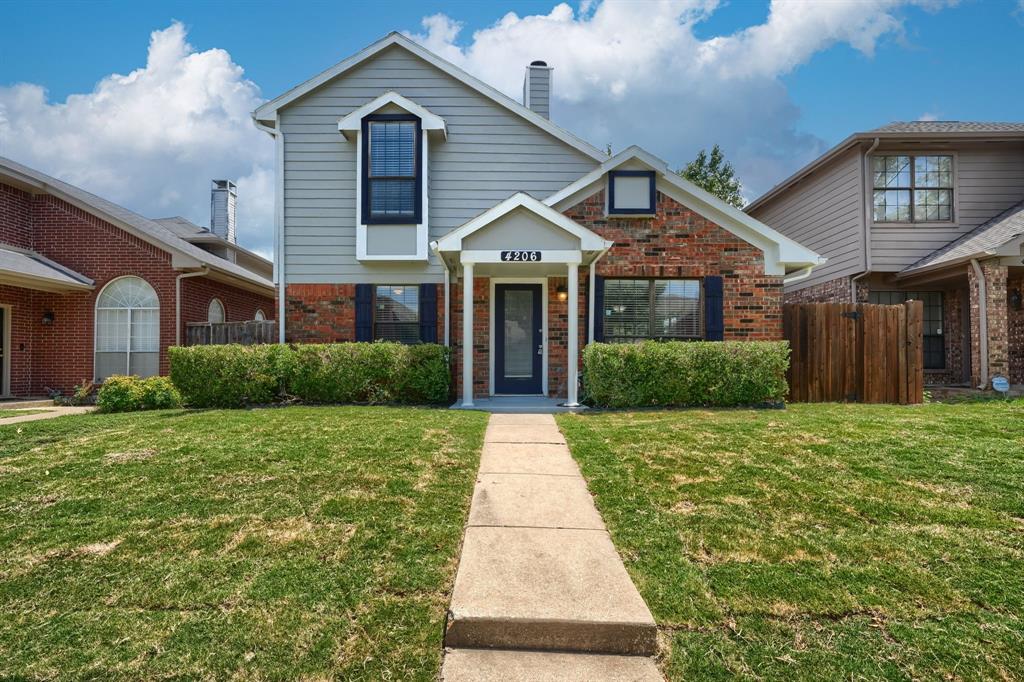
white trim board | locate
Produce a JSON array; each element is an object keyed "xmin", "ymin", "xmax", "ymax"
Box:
[
  {"xmin": 488, "ymin": 277, "xmax": 548, "ymax": 397},
  {"xmin": 253, "ymin": 32, "xmax": 603, "ymax": 163},
  {"xmin": 338, "ymin": 91, "xmax": 447, "ymax": 140}
]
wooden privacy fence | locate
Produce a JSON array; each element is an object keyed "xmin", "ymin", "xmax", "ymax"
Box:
[
  {"xmin": 185, "ymin": 320, "xmax": 277, "ymax": 346},
  {"xmin": 783, "ymin": 301, "xmax": 923, "ymax": 404}
]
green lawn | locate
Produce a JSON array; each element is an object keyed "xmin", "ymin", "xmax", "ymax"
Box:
[
  {"xmin": 0, "ymin": 409, "xmax": 50, "ymax": 419},
  {"xmin": 557, "ymin": 402, "xmax": 1024, "ymax": 681},
  {"xmin": 0, "ymin": 406, "xmax": 488, "ymax": 680}
]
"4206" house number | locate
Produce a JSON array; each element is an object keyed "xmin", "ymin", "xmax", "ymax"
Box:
[{"xmin": 500, "ymin": 250, "xmax": 542, "ymax": 262}]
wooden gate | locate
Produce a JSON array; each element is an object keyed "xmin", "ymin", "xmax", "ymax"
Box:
[{"xmin": 783, "ymin": 301, "xmax": 923, "ymax": 404}]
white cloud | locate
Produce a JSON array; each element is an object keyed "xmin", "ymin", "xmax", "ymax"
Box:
[
  {"xmin": 410, "ymin": 0, "xmax": 957, "ymax": 199},
  {"xmin": 0, "ymin": 22, "xmax": 274, "ymax": 256},
  {"xmin": 918, "ymin": 112, "xmax": 940, "ymax": 121}
]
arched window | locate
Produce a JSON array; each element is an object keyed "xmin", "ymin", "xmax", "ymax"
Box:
[
  {"xmin": 95, "ymin": 276, "xmax": 159, "ymax": 380},
  {"xmin": 207, "ymin": 298, "xmax": 225, "ymax": 323},
  {"xmin": 254, "ymin": 309, "xmax": 266, "ymax": 321}
]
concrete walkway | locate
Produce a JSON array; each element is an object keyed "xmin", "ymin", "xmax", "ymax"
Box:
[
  {"xmin": 442, "ymin": 413, "xmax": 661, "ymax": 681},
  {"xmin": 0, "ymin": 406, "xmax": 95, "ymax": 426}
]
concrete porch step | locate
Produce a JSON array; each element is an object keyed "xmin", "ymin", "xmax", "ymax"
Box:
[
  {"xmin": 444, "ymin": 526, "xmax": 658, "ymax": 656},
  {"xmin": 441, "ymin": 648, "xmax": 663, "ymax": 681}
]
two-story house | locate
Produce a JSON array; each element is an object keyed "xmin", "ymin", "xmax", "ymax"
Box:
[
  {"xmin": 747, "ymin": 122, "xmax": 1024, "ymax": 390},
  {"xmin": 252, "ymin": 32, "xmax": 822, "ymax": 407}
]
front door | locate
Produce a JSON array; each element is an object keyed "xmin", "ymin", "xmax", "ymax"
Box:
[{"xmin": 494, "ymin": 284, "xmax": 543, "ymax": 394}]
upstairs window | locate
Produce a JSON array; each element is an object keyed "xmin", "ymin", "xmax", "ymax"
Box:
[
  {"xmin": 362, "ymin": 115, "xmax": 422, "ymax": 224},
  {"xmin": 603, "ymin": 279, "xmax": 701, "ymax": 342},
  {"xmin": 374, "ymin": 285, "xmax": 420, "ymax": 343},
  {"xmin": 872, "ymin": 155, "xmax": 953, "ymax": 223}
]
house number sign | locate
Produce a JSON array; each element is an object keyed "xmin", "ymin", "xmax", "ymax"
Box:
[{"xmin": 501, "ymin": 250, "xmax": 542, "ymax": 262}]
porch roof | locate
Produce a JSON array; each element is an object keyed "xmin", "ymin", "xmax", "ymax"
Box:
[
  {"xmin": 900, "ymin": 200, "xmax": 1024, "ymax": 277},
  {"xmin": 431, "ymin": 192, "xmax": 613, "ymax": 275},
  {"xmin": 0, "ymin": 247, "xmax": 94, "ymax": 293}
]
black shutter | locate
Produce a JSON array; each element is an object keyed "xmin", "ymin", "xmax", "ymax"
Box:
[
  {"xmin": 355, "ymin": 284, "xmax": 373, "ymax": 342},
  {"xmin": 703, "ymin": 276, "xmax": 724, "ymax": 341},
  {"xmin": 419, "ymin": 283, "xmax": 438, "ymax": 343},
  {"xmin": 593, "ymin": 275, "xmax": 605, "ymax": 342}
]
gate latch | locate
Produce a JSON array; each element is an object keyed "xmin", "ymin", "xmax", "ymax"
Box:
[{"xmin": 841, "ymin": 311, "xmax": 862, "ymax": 320}]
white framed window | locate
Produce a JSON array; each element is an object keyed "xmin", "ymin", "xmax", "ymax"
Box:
[
  {"xmin": 254, "ymin": 309, "xmax": 266, "ymax": 321},
  {"xmin": 94, "ymin": 276, "xmax": 160, "ymax": 381},
  {"xmin": 207, "ymin": 298, "xmax": 225, "ymax": 323},
  {"xmin": 603, "ymin": 278, "xmax": 702, "ymax": 342}
]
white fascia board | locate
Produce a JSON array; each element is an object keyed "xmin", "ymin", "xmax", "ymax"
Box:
[
  {"xmin": 545, "ymin": 145, "xmax": 825, "ymax": 274},
  {"xmin": 434, "ymin": 192, "xmax": 611, "ymax": 253},
  {"xmin": 338, "ymin": 91, "xmax": 447, "ymax": 140},
  {"xmin": 253, "ymin": 32, "xmax": 604, "ymax": 162}
]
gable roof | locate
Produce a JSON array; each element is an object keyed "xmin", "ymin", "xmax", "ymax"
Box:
[
  {"xmin": 0, "ymin": 157, "xmax": 274, "ymax": 294},
  {"xmin": 433, "ymin": 192, "xmax": 612, "ymax": 254},
  {"xmin": 0, "ymin": 245, "xmax": 94, "ymax": 293},
  {"xmin": 545, "ymin": 146, "xmax": 824, "ymax": 277},
  {"xmin": 252, "ymin": 32, "xmax": 604, "ymax": 162},
  {"xmin": 747, "ymin": 121, "xmax": 1024, "ymax": 213},
  {"xmin": 900, "ymin": 200, "xmax": 1024, "ymax": 277}
]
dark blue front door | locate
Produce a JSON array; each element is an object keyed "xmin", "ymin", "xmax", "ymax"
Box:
[{"xmin": 494, "ymin": 284, "xmax": 543, "ymax": 394}]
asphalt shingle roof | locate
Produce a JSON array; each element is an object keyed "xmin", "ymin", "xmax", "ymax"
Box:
[
  {"xmin": 903, "ymin": 200, "xmax": 1024, "ymax": 274},
  {"xmin": 871, "ymin": 121, "xmax": 1024, "ymax": 134}
]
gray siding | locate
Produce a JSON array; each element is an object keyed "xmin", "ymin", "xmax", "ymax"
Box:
[
  {"xmin": 870, "ymin": 142, "xmax": 1024, "ymax": 270},
  {"xmin": 279, "ymin": 45, "xmax": 597, "ymax": 284},
  {"xmin": 748, "ymin": 146, "xmax": 865, "ymax": 291}
]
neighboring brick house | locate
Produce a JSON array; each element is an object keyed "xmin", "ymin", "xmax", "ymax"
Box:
[
  {"xmin": 746, "ymin": 122, "xmax": 1024, "ymax": 389},
  {"xmin": 0, "ymin": 158, "xmax": 275, "ymax": 398},
  {"xmin": 252, "ymin": 33, "xmax": 822, "ymax": 405}
]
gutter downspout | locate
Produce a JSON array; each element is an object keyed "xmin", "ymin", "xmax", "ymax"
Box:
[
  {"xmin": 970, "ymin": 258, "xmax": 989, "ymax": 389},
  {"xmin": 430, "ymin": 241, "xmax": 450, "ymax": 346},
  {"xmin": 587, "ymin": 244, "xmax": 613, "ymax": 344},
  {"xmin": 176, "ymin": 268, "xmax": 209, "ymax": 346},
  {"xmin": 853, "ymin": 137, "xmax": 881, "ymax": 302},
  {"xmin": 254, "ymin": 116, "xmax": 286, "ymax": 343}
]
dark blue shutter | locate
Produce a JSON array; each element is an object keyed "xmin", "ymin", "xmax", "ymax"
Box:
[
  {"xmin": 419, "ymin": 284, "xmax": 438, "ymax": 343},
  {"xmin": 593, "ymin": 275, "xmax": 605, "ymax": 342},
  {"xmin": 703, "ymin": 276, "xmax": 724, "ymax": 341},
  {"xmin": 355, "ymin": 284, "xmax": 373, "ymax": 342}
]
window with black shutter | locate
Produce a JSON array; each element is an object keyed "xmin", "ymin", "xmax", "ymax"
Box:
[
  {"xmin": 602, "ymin": 278, "xmax": 702, "ymax": 342},
  {"xmin": 373, "ymin": 285, "xmax": 420, "ymax": 343},
  {"xmin": 362, "ymin": 115, "xmax": 421, "ymax": 224}
]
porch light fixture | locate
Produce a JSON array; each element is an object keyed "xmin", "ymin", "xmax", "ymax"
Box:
[
  {"xmin": 41, "ymin": 310, "xmax": 55, "ymax": 325},
  {"xmin": 556, "ymin": 284, "xmax": 568, "ymax": 302},
  {"xmin": 1012, "ymin": 288, "xmax": 1023, "ymax": 311}
]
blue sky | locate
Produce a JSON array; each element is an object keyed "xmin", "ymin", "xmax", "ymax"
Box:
[{"xmin": 1, "ymin": 0, "xmax": 1022, "ymax": 257}]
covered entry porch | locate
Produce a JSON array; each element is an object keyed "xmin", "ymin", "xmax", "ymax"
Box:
[{"xmin": 432, "ymin": 193, "xmax": 612, "ymax": 408}]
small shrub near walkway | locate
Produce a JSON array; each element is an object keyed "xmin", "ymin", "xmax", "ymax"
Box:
[
  {"xmin": 583, "ymin": 340, "xmax": 789, "ymax": 408},
  {"xmin": 168, "ymin": 342, "xmax": 451, "ymax": 408},
  {"xmin": 0, "ymin": 406, "xmax": 488, "ymax": 679},
  {"xmin": 557, "ymin": 401, "xmax": 1024, "ymax": 680}
]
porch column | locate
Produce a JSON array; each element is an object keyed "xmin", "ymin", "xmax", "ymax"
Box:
[
  {"xmin": 566, "ymin": 262, "xmax": 579, "ymax": 406},
  {"xmin": 462, "ymin": 262, "xmax": 474, "ymax": 407},
  {"xmin": 969, "ymin": 259, "xmax": 1009, "ymax": 388}
]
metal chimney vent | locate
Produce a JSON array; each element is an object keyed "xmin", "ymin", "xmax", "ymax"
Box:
[
  {"xmin": 210, "ymin": 180, "xmax": 237, "ymax": 244},
  {"xmin": 523, "ymin": 60, "xmax": 552, "ymax": 119}
]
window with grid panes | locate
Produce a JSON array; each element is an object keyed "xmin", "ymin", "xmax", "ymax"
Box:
[
  {"xmin": 872, "ymin": 155, "xmax": 953, "ymax": 223},
  {"xmin": 868, "ymin": 291, "xmax": 945, "ymax": 369},
  {"xmin": 603, "ymin": 279, "xmax": 701, "ymax": 342}
]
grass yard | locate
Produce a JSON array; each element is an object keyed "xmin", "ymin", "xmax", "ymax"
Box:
[
  {"xmin": 558, "ymin": 401, "xmax": 1024, "ymax": 681},
  {"xmin": 0, "ymin": 406, "xmax": 488, "ymax": 680},
  {"xmin": 0, "ymin": 409, "xmax": 51, "ymax": 419}
]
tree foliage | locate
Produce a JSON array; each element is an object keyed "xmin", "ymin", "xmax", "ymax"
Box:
[{"xmin": 677, "ymin": 144, "xmax": 745, "ymax": 208}]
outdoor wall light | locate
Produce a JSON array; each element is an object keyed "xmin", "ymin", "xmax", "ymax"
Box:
[
  {"xmin": 41, "ymin": 310, "xmax": 55, "ymax": 325},
  {"xmin": 1011, "ymin": 288, "xmax": 1023, "ymax": 311},
  {"xmin": 556, "ymin": 285, "xmax": 568, "ymax": 302}
]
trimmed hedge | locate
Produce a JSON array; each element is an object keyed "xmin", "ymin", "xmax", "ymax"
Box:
[
  {"xmin": 96, "ymin": 375, "xmax": 183, "ymax": 413},
  {"xmin": 583, "ymin": 340, "xmax": 790, "ymax": 408},
  {"xmin": 169, "ymin": 342, "xmax": 450, "ymax": 408}
]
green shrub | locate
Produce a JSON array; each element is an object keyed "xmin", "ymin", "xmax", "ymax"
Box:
[
  {"xmin": 168, "ymin": 342, "xmax": 451, "ymax": 408},
  {"xmin": 96, "ymin": 375, "xmax": 182, "ymax": 412},
  {"xmin": 582, "ymin": 340, "xmax": 790, "ymax": 408},
  {"xmin": 168, "ymin": 344, "xmax": 292, "ymax": 408}
]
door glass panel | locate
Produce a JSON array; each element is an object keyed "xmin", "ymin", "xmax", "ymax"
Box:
[{"xmin": 503, "ymin": 289, "xmax": 533, "ymax": 378}]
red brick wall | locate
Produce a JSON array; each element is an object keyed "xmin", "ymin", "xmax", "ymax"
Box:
[
  {"xmin": 564, "ymin": 191, "xmax": 784, "ymax": 341},
  {"xmin": 182, "ymin": 277, "xmax": 273, "ymax": 326},
  {"xmin": 0, "ymin": 183, "xmax": 32, "ymax": 250},
  {"xmin": 0, "ymin": 285, "xmax": 35, "ymax": 396},
  {"xmin": 285, "ymin": 284, "xmax": 357, "ymax": 343},
  {"xmin": 451, "ymin": 278, "xmax": 490, "ymax": 399},
  {"xmin": 0, "ymin": 184, "xmax": 274, "ymax": 396},
  {"xmin": 1008, "ymin": 273, "xmax": 1023, "ymax": 385}
]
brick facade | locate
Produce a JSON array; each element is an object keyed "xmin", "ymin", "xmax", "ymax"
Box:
[
  {"xmin": 0, "ymin": 182, "xmax": 274, "ymax": 396},
  {"xmin": 1009, "ymin": 273, "xmax": 1024, "ymax": 385},
  {"xmin": 969, "ymin": 260, "xmax": 1009, "ymax": 388}
]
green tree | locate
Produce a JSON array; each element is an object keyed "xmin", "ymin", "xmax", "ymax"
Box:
[{"xmin": 677, "ymin": 144, "xmax": 745, "ymax": 208}]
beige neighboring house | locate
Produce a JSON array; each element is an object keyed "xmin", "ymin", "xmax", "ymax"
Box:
[{"xmin": 747, "ymin": 122, "xmax": 1024, "ymax": 390}]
